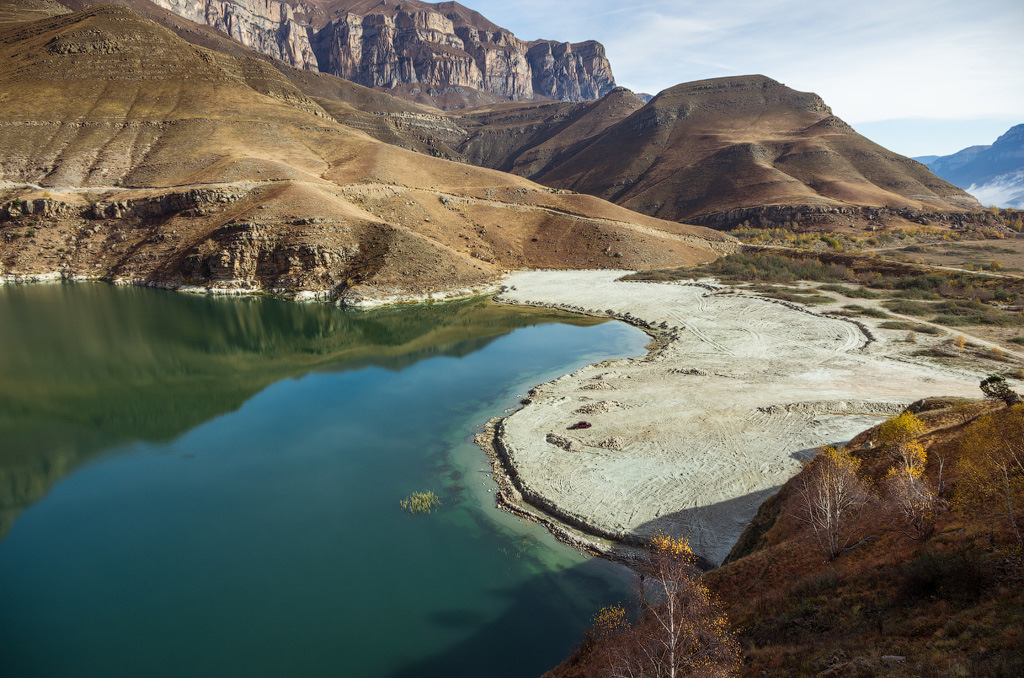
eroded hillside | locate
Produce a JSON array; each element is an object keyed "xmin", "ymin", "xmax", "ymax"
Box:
[{"xmin": 0, "ymin": 4, "xmax": 734, "ymax": 303}]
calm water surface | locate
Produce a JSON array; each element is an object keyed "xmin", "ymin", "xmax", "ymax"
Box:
[{"xmin": 0, "ymin": 283, "xmax": 647, "ymax": 678}]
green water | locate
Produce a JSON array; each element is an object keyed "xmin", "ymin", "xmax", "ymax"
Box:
[{"xmin": 0, "ymin": 283, "xmax": 647, "ymax": 677}]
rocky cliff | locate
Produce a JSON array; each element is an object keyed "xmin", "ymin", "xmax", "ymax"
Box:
[
  {"xmin": 145, "ymin": 0, "xmax": 615, "ymax": 106},
  {"xmin": 0, "ymin": 5, "xmax": 730, "ymax": 303},
  {"xmin": 151, "ymin": 0, "xmax": 320, "ymax": 70}
]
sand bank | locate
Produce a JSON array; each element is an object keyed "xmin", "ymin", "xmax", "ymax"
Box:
[{"xmin": 486, "ymin": 270, "xmax": 984, "ymax": 565}]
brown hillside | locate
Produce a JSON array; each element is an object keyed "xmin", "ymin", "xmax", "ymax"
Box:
[
  {"xmin": 549, "ymin": 398, "xmax": 1024, "ymax": 677},
  {"xmin": 0, "ymin": 4, "xmax": 733, "ymax": 302},
  {"xmin": 455, "ymin": 76, "xmax": 983, "ymax": 230},
  {"xmin": 457, "ymin": 87, "xmax": 646, "ymax": 176}
]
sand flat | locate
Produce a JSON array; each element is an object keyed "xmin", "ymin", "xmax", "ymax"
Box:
[{"xmin": 492, "ymin": 270, "xmax": 983, "ymax": 564}]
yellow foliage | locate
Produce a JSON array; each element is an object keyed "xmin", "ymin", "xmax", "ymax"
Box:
[
  {"xmin": 591, "ymin": 604, "xmax": 628, "ymax": 638},
  {"xmin": 878, "ymin": 411, "xmax": 924, "ymax": 448},
  {"xmin": 650, "ymin": 532, "xmax": 695, "ymax": 561},
  {"xmin": 878, "ymin": 412, "xmax": 927, "ymax": 471},
  {"xmin": 903, "ymin": 441, "xmax": 927, "ymax": 474},
  {"xmin": 819, "ymin": 444, "xmax": 862, "ymax": 473},
  {"xmin": 955, "ymin": 407, "xmax": 1024, "ymax": 545},
  {"xmin": 400, "ymin": 490, "xmax": 441, "ymax": 515}
]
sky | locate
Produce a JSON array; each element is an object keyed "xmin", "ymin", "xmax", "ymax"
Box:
[{"xmin": 463, "ymin": 0, "xmax": 1024, "ymax": 157}]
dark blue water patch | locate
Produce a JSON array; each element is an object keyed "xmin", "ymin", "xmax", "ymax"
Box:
[{"xmin": 0, "ymin": 283, "xmax": 645, "ymax": 678}]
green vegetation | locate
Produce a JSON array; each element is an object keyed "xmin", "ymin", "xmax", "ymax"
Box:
[
  {"xmin": 819, "ymin": 283, "xmax": 882, "ymax": 299},
  {"xmin": 748, "ymin": 284, "xmax": 833, "ymax": 305},
  {"xmin": 882, "ymin": 299, "xmax": 935, "ymax": 316},
  {"xmin": 400, "ymin": 490, "xmax": 441, "ymax": 514},
  {"xmin": 878, "ymin": 320, "xmax": 942, "ymax": 335},
  {"xmin": 839, "ymin": 304, "xmax": 889, "ymax": 319},
  {"xmin": 629, "ymin": 248, "xmax": 1024, "ymax": 334}
]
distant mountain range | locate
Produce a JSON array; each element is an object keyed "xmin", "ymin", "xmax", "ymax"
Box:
[{"xmin": 915, "ymin": 125, "xmax": 1024, "ymax": 209}]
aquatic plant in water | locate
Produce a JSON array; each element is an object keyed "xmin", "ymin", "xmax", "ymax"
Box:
[{"xmin": 400, "ymin": 491, "xmax": 441, "ymax": 515}]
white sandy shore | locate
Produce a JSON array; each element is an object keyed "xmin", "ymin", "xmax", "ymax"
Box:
[{"xmin": 488, "ymin": 270, "xmax": 984, "ymax": 565}]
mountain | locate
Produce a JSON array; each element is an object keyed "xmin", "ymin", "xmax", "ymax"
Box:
[
  {"xmin": 0, "ymin": 4, "xmax": 732, "ymax": 303},
  {"xmin": 77, "ymin": 0, "xmax": 616, "ymax": 108},
  {"xmin": 450, "ymin": 76, "xmax": 983, "ymax": 230},
  {"xmin": 917, "ymin": 124, "xmax": 1024, "ymax": 209}
]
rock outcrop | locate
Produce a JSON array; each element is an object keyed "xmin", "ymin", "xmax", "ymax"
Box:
[
  {"xmin": 146, "ymin": 0, "xmax": 615, "ymax": 106},
  {"xmin": 0, "ymin": 5, "xmax": 730, "ymax": 301},
  {"xmin": 151, "ymin": 0, "xmax": 320, "ymax": 70}
]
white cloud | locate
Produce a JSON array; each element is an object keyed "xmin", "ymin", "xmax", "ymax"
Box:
[{"xmin": 468, "ymin": 0, "xmax": 1024, "ymax": 123}]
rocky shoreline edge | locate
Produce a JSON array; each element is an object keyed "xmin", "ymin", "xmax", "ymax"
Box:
[
  {"xmin": 471, "ymin": 270, "xmax": 986, "ymax": 566},
  {"xmin": 473, "ymin": 288, "xmax": 723, "ymax": 569},
  {"xmin": 0, "ymin": 269, "xmax": 502, "ymax": 308}
]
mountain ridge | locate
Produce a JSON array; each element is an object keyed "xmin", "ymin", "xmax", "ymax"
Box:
[
  {"xmin": 99, "ymin": 0, "xmax": 617, "ymax": 108},
  {"xmin": 448, "ymin": 75, "xmax": 982, "ymax": 229},
  {"xmin": 0, "ymin": 3, "xmax": 732, "ymax": 303},
  {"xmin": 918, "ymin": 124, "xmax": 1024, "ymax": 208}
]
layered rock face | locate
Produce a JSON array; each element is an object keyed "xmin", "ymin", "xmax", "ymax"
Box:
[
  {"xmin": 152, "ymin": 0, "xmax": 320, "ymax": 70},
  {"xmin": 526, "ymin": 40, "xmax": 614, "ymax": 101},
  {"xmin": 147, "ymin": 0, "xmax": 615, "ymax": 105}
]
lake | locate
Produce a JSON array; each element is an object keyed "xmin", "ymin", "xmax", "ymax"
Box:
[{"xmin": 0, "ymin": 283, "xmax": 648, "ymax": 677}]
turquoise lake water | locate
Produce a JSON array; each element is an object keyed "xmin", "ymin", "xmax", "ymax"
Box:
[{"xmin": 0, "ymin": 283, "xmax": 648, "ymax": 677}]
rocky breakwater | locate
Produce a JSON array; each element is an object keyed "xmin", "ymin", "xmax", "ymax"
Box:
[{"xmin": 150, "ymin": 0, "xmax": 615, "ymax": 105}]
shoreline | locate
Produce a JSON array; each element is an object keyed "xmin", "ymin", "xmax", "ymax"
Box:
[
  {"xmin": 2, "ymin": 268, "xmax": 993, "ymax": 565},
  {"xmin": 480, "ymin": 270, "xmax": 986, "ymax": 565},
  {"xmin": 0, "ymin": 270, "xmax": 502, "ymax": 307}
]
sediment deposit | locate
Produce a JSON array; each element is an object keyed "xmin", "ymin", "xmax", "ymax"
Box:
[{"xmin": 490, "ymin": 270, "xmax": 984, "ymax": 564}]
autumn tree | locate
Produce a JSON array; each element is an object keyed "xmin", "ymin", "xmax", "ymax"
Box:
[
  {"xmin": 796, "ymin": 445, "xmax": 870, "ymax": 560},
  {"xmin": 875, "ymin": 411, "xmax": 947, "ymax": 539},
  {"xmin": 877, "ymin": 411, "xmax": 926, "ymax": 471},
  {"xmin": 882, "ymin": 463, "xmax": 944, "ymax": 540},
  {"xmin": 956, "ymin": 406, "xmax": 1024, "ymax": 546},
  {"xmin": 594, "ymin": 534, "xmax": 741, "ymax": 678}
]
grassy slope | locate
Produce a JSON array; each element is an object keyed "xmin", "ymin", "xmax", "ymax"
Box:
[
  {"xmin": 706, "ymin": 398, "xmax": 1024, "ymax": 677},
  {"xmin": 548, "ymin": 399, "xmax": 1024, "ymax": 677}
]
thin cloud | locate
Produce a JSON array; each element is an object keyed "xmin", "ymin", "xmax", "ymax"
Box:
[{"xmin": 467, "ymin": 0, "xmax": 1024, "ymax": 124}]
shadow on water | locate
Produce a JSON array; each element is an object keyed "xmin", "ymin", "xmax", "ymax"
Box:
[
  {"xmin": 0, "ymin": 282, "xmax": 604, "ymax": 540},
  {"xmin": 388, "ymin": 560, "xmax": 626, "ymax": 678}
]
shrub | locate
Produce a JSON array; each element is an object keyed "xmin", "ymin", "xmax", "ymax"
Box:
[
  {"xmin": 883, "ymin": 299, "xmax": 936, "ymax": 316},
  {"xmin": 897, "ymin": 550, "xmax": 992, "ymax": 602},
  {"xmin": 878, "ymin": 320, "xmax": 941, "ymax": 335}
]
